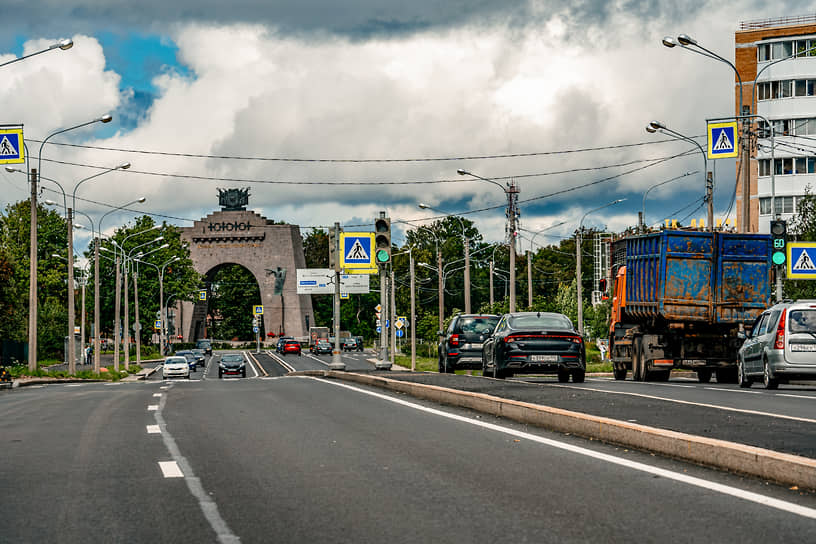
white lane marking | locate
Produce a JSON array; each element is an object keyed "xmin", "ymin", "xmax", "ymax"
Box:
[
  {"xmin": 153, "ymin": 383, "xmax": 238, "ymax": 543},
  {"xmin": 146, "ymin": 425, "xmax": 161, "ymax": 434},
  {"xmin": 158, "ymin": 461, "xmax": 183, "ymax": 478},
  {"xmin": 147, "ymin": 405, "xmax": 159, "ymax": 411},
  {"xmin": 779, "ymin": 393, "xmax": 816, "ymax": 400},
  {"xmin": 153, "ymin": 393, "xmax": 162, "ymax": 397},
  {"xmin": 265, "ymin": 350, "xmax": 296, "ymax": 372},
  {"xmin": 552, "ymin": 384, "xmax": 816, "ymax": 425},
  {"xmin": 305, "ymin": 353, "xmax": 330, "ymax": 367},
  {"xmin": 65, "ymin": 384, "xmax": 83, "ymax": 387},
  {"xmin": 705, "ymin": 387, "xmax": 764, "ymax": 395},
  {"xmin": 160, "ymin": 386, "xmax": 169, "ymax": 390},
  {"xmin": 243, "ymin": 352, "xmax": 259, "ymax": 378},
  {"xmin": 319, "ymin": 378, "xmax": 816, "ymax": 520}
]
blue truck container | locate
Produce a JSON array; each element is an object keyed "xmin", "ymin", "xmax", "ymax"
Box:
[{"xmin": 608, "ymin": 230, "xmax": 772, "ymax": 383}]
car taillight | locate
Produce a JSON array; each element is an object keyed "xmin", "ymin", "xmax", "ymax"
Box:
[
  {"xmin": 775, "ymin": 308, "xmax": 787, "ymax": 350},
  {"xmin": 449, "ymin": 334, "xmax": 459, "ymax": 346}
]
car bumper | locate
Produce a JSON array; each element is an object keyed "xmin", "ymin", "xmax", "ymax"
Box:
[
  {"xmin": 220, "ymin": 368, "xmax": 244, "ymax": 375},
  {"xmin": 446, "ymin": 354, "xmax": 483, "ymax": 369},
  {"xmin": 500, "ymin": 355, "xmax": 584, "ymax": 372},
  {"xmin": 163, "ymin": 369, "xmax": 189, "ymax": 378}
]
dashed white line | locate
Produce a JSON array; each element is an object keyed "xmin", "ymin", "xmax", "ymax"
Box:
[
  {"xmin": 147, "ymin": 405, "xmax": 159, "ymax": 411},
  {"xmin": 153, "ymin": 393, "xmax": 162, "ymax": 397},
  {"xmin": 146, "ymin": 425, "xmax": 161, "ymax": 434},
  {"xmin": 158, "ymin": 461, "xmax": 183, "ymax": 478}
]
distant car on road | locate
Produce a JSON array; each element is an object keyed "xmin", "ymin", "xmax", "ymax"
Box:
[
  {"xmin": 311, "ymin": 340, "xmax": 332, "ymax": 355},
  {"xmin": 190, "ymin": 348, "xmax": 207, "ymax": 366},
  {"xmin": 174, "ymin": 350, "xmax": 198, "ymax": 373},
  {"xmin": 162, "ymin": 356, "xmax": 190, "ymax": 380},
  {"xmin": 482, "ymin": 312, "xmax": 585, "ymax": 382},
  {"xmin": 438, "ymin": 314, "xmax": 500, "ymax": 373},
  {"xmin": 281, "ymin": 339, "xmax": 302, "ymax": 356},
  {"xmin": 218, "ymin": 353, "xmax": 246, "ymax": 378},
  {"xmin": 737, "ymin": 299, "xmax": 816, "ymax": 389},
  {"xmin": 276, "ymin": 336, "xmax": 294, "ymax": 354},
  {"xmin": 342, "ymin": 337, "xmax": 358, "ymax": 351},
  {"xmin": 196, "ymin": 339, "xmax": 213, "ymax": 355}
]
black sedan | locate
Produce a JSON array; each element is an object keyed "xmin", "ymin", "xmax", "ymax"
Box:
[
  {"xmin": 482, "ymin": 312, "xmax": 585, "ymax": 382},
  {"xmin": 174, "ymin": 350, "xmax": 198, "ymax": 373},
  {"xmin": 218, "ymin": 353, "xmax": 246, "ymax": 378}
]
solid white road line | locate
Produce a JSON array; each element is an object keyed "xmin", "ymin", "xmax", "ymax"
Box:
[
  {"xmin": 153, "ymin": 384, "xmax": 238, "ymax": 543},
  {"xmin": 158, "ymin": 461, "xmax": 183, "ymax": 478},
  {"xmin": 146, "ymin": 425, "xmax": 161, "ymax": 434},
  {"xmin": 320, "ymin": 378, "xmax": 816, "ymax": 520},
  {"xmin": 304, "ymin": 353, "xmax": 330, "ymax": 367},
  {"xmin": 266, "ymin": 350, "xmax": 296, "ymax": 372},
  {"xmin": 553, "ymin": 384, "xmax": 816, "ymax": 425},
  {"xmin": 243, "ymin": 351, "xmax": 260, "ymax": 378}
]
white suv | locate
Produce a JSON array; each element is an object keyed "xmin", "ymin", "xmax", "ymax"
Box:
[{"xmin": 737, "ymin": 300, "xmax": 816, "ymax": 389}]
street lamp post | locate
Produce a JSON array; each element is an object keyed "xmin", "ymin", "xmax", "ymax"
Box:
[
  {"xmin": 418, "ymin": 204, "xmax": 471, "ymax": 313},
  {"xmin": 662, "ymin": 34, "xmax": 748, "ymax": 231},
  {"xmin": 0, "ymin": 38, "xmax": 73, "ymax": 69},
  {"xmin": 577, "ymin": 199, "xmax": 625, "ymax": 336},
  {"xmin": 122, "ymin": 237, "xmax": 165, "ymax": 370},
  {"xmin": 25, "ymin": 114, "xmax": 111, "ymax": 372},
  {"xmin": 646, "ymin": 121, "xmax": 712, "ymax": 230},
  {"xmin": 457, "ymin": 169, "xmax": 520, "ymax": 312},
  {"xmin": 136, "ymin": 256, "xmax": 179, "ymax": 357},
  {"xmin": 525, "ymin": 221, "xmax": 568, "ymax": 308}
]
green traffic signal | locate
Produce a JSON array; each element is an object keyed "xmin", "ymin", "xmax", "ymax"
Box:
[{"xmin": 376, "ymin": 249, "xmax": 390, "ymax": 263}]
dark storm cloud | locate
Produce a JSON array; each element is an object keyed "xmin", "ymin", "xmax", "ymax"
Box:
[{"xmin": 0, "ymin": 0, "xmax": 734, "ymax": 45}]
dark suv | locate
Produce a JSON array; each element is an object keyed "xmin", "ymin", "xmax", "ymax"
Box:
[{"xmin": 437, "ymin": 314, "xmax": 500, "ymax": 373}]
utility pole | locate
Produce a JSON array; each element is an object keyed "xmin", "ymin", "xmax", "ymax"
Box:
[
  {"xmin": 507, "ymin": 180, "xmax": 519, "ymax": 313},
  {"xmin": 463, "ymin": 235, "xmax": 470, "ymax": 313},
  {"xmin": 113, "ymin": 255, "xmax": 121, "ymax": 372},
  {"xmin": 67, "ymin": 207, "xmax": 76, "ymax": 374},
  {"xmin": 410, "ymin": 251, "xmax": 416, "ymax": 372},
  {"xmin": 28, "ymin": 169, "xmax": 38, "ymax": 372},
  {"xmin": 93, "ymin": 237, "xmax": 101, "ymax": 372},
  {"xmin": 134, "ymin": 269, "xmax": 141, "ymax": 366},
  {"xmin": 527, "ymin": 250, "xmax": 532, "ymax": 308},
  {"xmin": 390, "ymin": 265, "xmax": 396, "ymax": 366},
  {"xmin": 437, "ymin": 247, "xmax": 443, "ymax": 332},
  {"xmin": 489, "ymin": 259, "xmax": 494, "ymax": 308},
  {"xmin": 124, "ymin": 259, "xmax": 130, "ymax": 370}
]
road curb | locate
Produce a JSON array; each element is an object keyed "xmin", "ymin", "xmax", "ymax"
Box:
[{"xmin": 301, "ymin": 370, "xmax": 816, "ymax": 491}]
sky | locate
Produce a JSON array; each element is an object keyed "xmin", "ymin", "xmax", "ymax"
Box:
[{"xmin": 0, "ymin": 0, "xmax": 811, "ymax": 259}]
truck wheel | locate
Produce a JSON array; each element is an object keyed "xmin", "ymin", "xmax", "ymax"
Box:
[
  {"xmin": 696, "ymin": 369, "xmax": 712, "ymax": 383},
  {"xmin": 632, "ymin": 339, "xmax": 643, "ymax": 381},
  {"xmin": 613, "ymin": 364, "xmax": 627, "ymax": 381},
  {"xmin": 571, "ymin": 369, "xmax": 585, "ymax": 383},
  {"xmin": 738, "ymin": 357, "xmax": 752, "ymax": 388},
  {"xmin": 762, "ymin": 360, "xmax": 779, "ymax": 390}
]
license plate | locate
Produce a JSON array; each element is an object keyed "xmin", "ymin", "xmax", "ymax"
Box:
[
  {"xmin": 530, "ymin": 355, "xmax": 558, "ymax": 362},
  {"xmin": 791, "ymin": 344, "xmax": 816, "ymax": 352},
  {"xmin": 464, "ymin": 343, "xmax": 482, "ymax": 350}
]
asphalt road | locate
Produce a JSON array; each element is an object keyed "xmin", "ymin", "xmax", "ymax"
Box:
[{"xmin": 2, "ymin": 365, "xmax": 816, "ymax": 543}]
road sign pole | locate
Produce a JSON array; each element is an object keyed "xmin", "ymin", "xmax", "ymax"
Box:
[
  {"xmin": 390, "ymin": 265, "xmax": 396, "ymax": 366},
  {"xmin": 379, "ymin": 266, "xmax": 387, "ymax": 366},
  {"xmin": 329, "ymin": 223, "xmax": 346, "ymax": 371}
]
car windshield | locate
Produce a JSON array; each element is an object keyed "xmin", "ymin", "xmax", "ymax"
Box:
[
  {"xmin": 221, "ymin": 355, "xmax": 243, "ymax": 362},
  {"xmin": 165, "ymin": 357, "xmax": 187, "ymax": 364},
  {"xmin": 508, "ymin": 314, "xmax": 573, "ymax": 330},
  {"xmin": 459, "ymin": 317, "xmax": 499, "ymax": 333},
  {"xmin": 788, "ymin": 309, "xmax": 816, "ymax": 333}
]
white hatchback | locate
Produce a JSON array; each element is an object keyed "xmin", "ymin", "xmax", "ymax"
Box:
[{"xmin": 162, "ymin": 356, "xmax": 191, "ymax": 379}]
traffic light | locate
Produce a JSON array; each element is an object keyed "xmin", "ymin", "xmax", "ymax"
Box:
[
  {"xmin": 328, "ymin": 226, "xmax": 338, "ymax": 271},
  {"xmin": 374, "ymin": 216, "xmax": 391, "ymax": 265},
  {"xmin": 771, "ymin": 220, "xmax": 787, "ymax": 266}
]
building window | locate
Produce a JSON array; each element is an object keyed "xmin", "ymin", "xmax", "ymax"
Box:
[
  {"xmin": 760, "ymin": 198, "xmax": 772, "ymax": 215},
  {"xmin": 796, "ymin": 39, "xmax": 816, "ymax": 57},
  {"xmin": 758, "ymin": 43, "xmax": 771, "ymax": 62},
  {"xmin": 796, "ymin": 79, "xmax": 807, "ymax": 96},
  {"xmin": 796, "ymin": 157, "xmax": 807, "ymax": 174},
  {"xmin": 761, "ymin": 196, "xmax": 796, "ymax": 215},
  {"xmin": 810, "ymin": 157, "xmax": 816, "ymax": 174},
  {"xmin": 772, "ymin": 41, "xmax": 794, "ymax": 59},
  {"xmin": 780, "ymin": 80, "xmax": 792, "ymax": 98},
  {"xmin": 759, "ymin": 159, "xmax": 770, "ymax": 176}
]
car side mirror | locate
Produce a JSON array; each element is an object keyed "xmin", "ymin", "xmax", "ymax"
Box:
[{"xmin": 737, "ymin": 330, "xmax": 747, "ymax": 340}]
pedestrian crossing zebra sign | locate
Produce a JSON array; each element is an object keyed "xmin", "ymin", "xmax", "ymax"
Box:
[
  {"xmin": 0, "ymin": 126, "xmax": 24, "ymax": 164},
  {"xmin": 787, "ymin": 242, "xmax": 816, "ymax": 279},
  {"xmin": 707, "ymin": 121, "xmax": 739, "ymax": 159}
]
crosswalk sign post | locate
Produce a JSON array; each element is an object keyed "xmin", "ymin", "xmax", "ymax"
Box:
[
  {"xmin": 0, "ymin": 126, "xmax": 25, "ymax": 164},
  {"xmin": 340, "ymin": 232, "xmax": 375, "ymax": 271},
  {"xmin": 707, "ymin": 121, "xmax": 739, "ymax": 160},
  {"xmin": 787, "ymin": 242, "xmax": 816, "ymax": 279}
]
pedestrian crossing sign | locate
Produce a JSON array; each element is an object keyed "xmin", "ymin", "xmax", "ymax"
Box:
[
  {"xmin": 340, "ymin": 232, "xmax": 375, "ymax": 270},
  {"xmin": 787, "ymin": 242, "xmax": 816, "ymax": 279},
  {"xmin": 0, "ymin": 126, "xmax": 24, "ymax": 164},
  {"xmin": 707, "ymin": 121, "xmax": 739, "ymax": 159}
]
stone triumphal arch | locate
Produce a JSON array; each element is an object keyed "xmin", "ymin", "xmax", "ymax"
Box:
[{"xmin": 177, "ymin": 189, "xmax": 313, "ymax": 342}]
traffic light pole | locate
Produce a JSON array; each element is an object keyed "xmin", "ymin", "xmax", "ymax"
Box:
[{"xmin": 329, "ymin": 223, "xmax": 346, "ymax": 371}]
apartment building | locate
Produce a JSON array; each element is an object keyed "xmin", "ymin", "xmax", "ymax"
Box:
[{"xmin": 736, "ymin": 14, "xmax": 816, "ymax": 233}]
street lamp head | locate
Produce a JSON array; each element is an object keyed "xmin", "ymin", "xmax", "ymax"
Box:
[
  {"xmin": 456, "ymin": 169, "xmax": 470, "ymax": 176},
  {"xmin": 5, "ymin": 166, "xmax": 22, "ymax": 174},
  {"xmin": 159, "ymin": 243, "xmax": 169, "ymax": 249},
  {"xmin": 418, "ymin": 203, "xmax": 430, "ymax": 209},
  {"xmin": 44, "ymin": 199, "xmax": 57, "ymax": 206},
  {"xmin": 677, "ymin": 34, "xmax": 697, "ymax": 46},
  {"xmin": 99, "ymin": 114, "xmax": 113, "ymax": 124},
  {"xmin": 118, "ymin": 162, "xmax": 131, "ymax": 170},
  {"xmin": 647, "ymin": 120, "xmax": 665, "ymax": 132},
  {"xmin": 662, "ymin": 36, "xmax": 677, "ymax": 48},
  {"xmin": 58, "ymin": 39, "xmax": 74, "ymax": 51},
  {"xmin": 137, "ymin": 197, "xmax": 146, "ymax": 203}
]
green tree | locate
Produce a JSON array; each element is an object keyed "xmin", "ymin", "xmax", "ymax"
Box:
[
  {"xmin": 0, "ymin": 200, "xmax": 70, "ymax": 359},
  {"xmin": 208, "ymin": 264, "xmax": 260, "ymax": 341}
]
